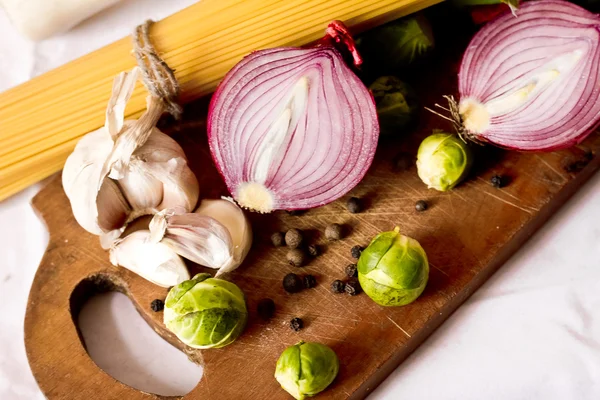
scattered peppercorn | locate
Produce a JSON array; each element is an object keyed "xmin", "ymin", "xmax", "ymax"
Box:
[
  {"xmin": 490, "ymin": 175, "xmax": 505, "ymax": 188},
  {"xmin": 303, "ymin": 274, "xmax": 317, "ymax": 289},
  {"xmin": 325, "ymin": 223, "xmax": 343, "ymax": 240},
  {"xmin": 283, "ymin": 273, "xmax": 304, "ymax": 293},
  {"xmin": 346, "ymin": 197, "xmax": 362, "ymax": 213},
  {"xmin": 150, "ymin": 299, "xmax": 164, "ymax": 312},
  {"xmin": 285, "ymin": 228, "xmax": 303, "ymax": 249},
  {"xmin": 350, "ymin": 245, "xmax": 363, "ymax": 259},
  {"xmin": 290, "ymin": 317, "xmax": 304, "ymax": 332},
  {"xmin": 307, "ymin": 244, "xmax": 319, "ymax": 257},
  {"xmin": 393, "ymin": 152, "xmax": 412, "ymax": 172},
  {"xmin": 271, "ymin": 232, "xmax": 285, "ymax": 247},
  {"xmin": 345, "ymin": 279, "xmax": 362, "ymax": 296},
  {"xmin": 564, "ymin": 153, "xmax": 592, "ymax": 173},
  {"xmin": 330, "ymin": 279, "xmax": 346, "ymax": 293},
  {"xmin": 287, "ymin": 248, "xmax": 306, "ymax": 267},
  {"xmin": 257, "ymin": 298, "xmax": 276, "ymax": 320},
  {"xmin": 286, "ymin": 210, "xmax": 305, "ymax": 216},
  {"xmin": 345, "ymin": 263, "xmax": 358, "ymax": 278},
  {"xmin": 414, "ymin": 200, "xmax": 427, "ymax": 212}
]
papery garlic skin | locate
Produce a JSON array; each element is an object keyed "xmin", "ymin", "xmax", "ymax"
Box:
[
  {"xmin": 62, "ymin": 128, "xmax": 117, "ymax": 235},
  {"xmin": 150, "ymin": 210, "xmax": 234, "ymax": 273},
  {"xmin": 153, "ymin": 212, "xmax": 234, "ymax": 270},
  {"xmin": 62, "ymin": 68, "xmax": 199, "ymax": 236},
  {"xmin": 148, "ymin": 201, "xmax": 252, "ymax": 276},
  {"xmin": 109, "ymin": 230, "xmax": 190, "ymax": 287},
  {"xmin": 195, "ymin": 198, "xmax": 252, "ymax": 275}
]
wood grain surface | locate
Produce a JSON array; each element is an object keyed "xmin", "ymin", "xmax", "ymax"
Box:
[{"xmin": 24, "ymin": 6, "xmax": 600, "ymax": 400}]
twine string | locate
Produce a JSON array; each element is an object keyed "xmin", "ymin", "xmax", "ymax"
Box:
[{"xmin": 133, "ymin": 20, "xmax": 182, "ymax": 118}]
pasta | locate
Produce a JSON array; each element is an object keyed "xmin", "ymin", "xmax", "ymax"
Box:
[{"xmin": 0, "ymin": 0, "xmax": 439, "ymax": 201}]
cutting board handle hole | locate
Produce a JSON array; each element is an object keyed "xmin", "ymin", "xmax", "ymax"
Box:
[
  {"xmin": 70, "ymin": 274, "xmax": 203, "ymax": 396},
  {"xmin": 70, "ymin": 273, "xmax": 127, "ymax": 322}
]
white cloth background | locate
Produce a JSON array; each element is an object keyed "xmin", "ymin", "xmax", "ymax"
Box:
[{"xmin": 1, "ymin": 1, "xmax": 599, "ymax": 399}]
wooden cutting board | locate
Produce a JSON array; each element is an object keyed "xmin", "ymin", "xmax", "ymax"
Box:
[{"xmin": 24, "ymin": 6, "xmax": 600, "ymax": 400}]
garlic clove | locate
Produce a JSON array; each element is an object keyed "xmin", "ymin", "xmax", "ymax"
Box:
[
  {"xmin": 195, "ymin": 198, "xmax": 252, "ymax": 275},
  {"xmin": 109, "ymin": 230, "xmax": 189, "ymax": 287},
  {"xmin": 96, "ymin": 178, "xmax": 131, "ymax": 232},
  {"xmin": 143, "ymin": 157, "xmax": 199, "ymax": 212},
  {"xmin": 135, "ymin": 128, "xmax": 190, "ymax": 162},
  {"xmin": 151, "ymin": 212, "xmax": 234, "ymax": 270},
  {"xmin": 62, "ymin": 127, "xmax": 115, "ymax": 235},
  {"xmin": 119, "ymin": 158, "xmax": 164, "ymax": 213}
]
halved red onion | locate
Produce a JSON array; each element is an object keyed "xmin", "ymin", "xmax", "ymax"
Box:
[
  {"xmin": 207, "ymin": 21, "xmax": 379, "ymax": 212},
  {"xmin": 456, "ymin": 0, "xmax": 600, "ymax": 151}
]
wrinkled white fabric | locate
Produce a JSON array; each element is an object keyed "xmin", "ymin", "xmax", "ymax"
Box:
[
  {"xmin": 1, "ymin": 1, "xmax": 600, "ymax": 399},
  {"xmin": 1, "ymin": 0, "xmax": 122, "ymax": 40}
]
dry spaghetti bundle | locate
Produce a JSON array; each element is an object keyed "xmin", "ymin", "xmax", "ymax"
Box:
[{"xmin": 0, "ymin": 0, "xmax": 439, "ymax": 201}]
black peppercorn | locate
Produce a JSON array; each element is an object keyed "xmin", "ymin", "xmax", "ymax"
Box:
[
  {"xmin": 330, "ymin": 279, "xmax": 346, "ymax": 293},
  {"xmin": 290, "ymin": 317, "xmax": 304, "ymax": 331},
  {"xmin": 393, "ymin": 152, "xmax": 412, "ymax": 172},
  {"xmin": 307, "ymin": 244, "xmax": 319, "ymax": 257},
  {"xmin": 271, "ymin": 232, "xmax": 285, "ymax": 247},
  {"xmin": 285, "ymin": 228, "xmax": 303, "ymax": 249},
  {"xmin": 346, "ymin": 197, "xmax": 362, "ymax": 213},
  {"xmin": 257, "ymin": 298, "xmax": 276, "ymax": 320},
  {"xmin": 415, "ymin": 200, "xmax": 428, "ymax": 212},
  {"xmin": 325, "ymin": 223, "xmax": 343, "ymax": 241},
  {"xmin": 287, "ymin": 248, "xmax": 306, "ymax": 267},
  {"xmin": 490, "ymin": 175, "xmax": 505, "ymax": 188},
  {"xmin": 150, "ymin": 299, "xmax": 164, "ymax": 312},
  {"xmin": 303, "ymin": 274, "xmax": 317, "ymax": 289},
  {"xmin": 350, "ymin": 245, "xmax": 363, "ymax": 259},
  {"xmin": 283, "ymin": 273, "xmax": 304, "ymax": 293},
  {"xmin": 286, "ymin": 210, "xmax": 305, "ymax": 216},
  {"xmin": 345, "ymin": 278, "xmax": 361, "ymax": 296},
  {"xmin": 345, "ymin": 263, "xmax": 358, "ymax": 278}
]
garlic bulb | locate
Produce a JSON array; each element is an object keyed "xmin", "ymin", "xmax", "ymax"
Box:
[
  {"xmin": 109, "ymin": 230, "xmax": 190, "ymax": 288},
  {"xmin": 62, "ymin": 67, "xmax": 199, "ymax": 237},
  {"xmin": 109, "ymin": 201, "xmax": 252, "ymax": 285}
]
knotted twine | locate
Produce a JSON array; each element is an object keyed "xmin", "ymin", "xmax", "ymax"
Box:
[
  {"xmin": 132, "ymin": 20, "xmax": 182, "ymax": 119},
  {"xmin": 100, "ymin": 20, "xmax": 184, "ymax": 183}
]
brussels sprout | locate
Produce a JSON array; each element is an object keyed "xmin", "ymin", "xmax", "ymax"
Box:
[
  {"xmin": 163, "ymin": 273, "xmax": 247, "ymax": 349},
  {"xmin": 357, "ymin": 14, "xmax": 434, "ymax": 78},
  {"xmin": 416, "ymin": 132, "xmax": 472, "ymax": 191},
  {"xmin": 275, "ymin": 341, "xmax": 339, "ymax": 400},
  {"xmin": 358, "ymin": 227, "xmax": 428, "ymax": 306},
  {"xmin": 369, "ymin": 76, "xmax": 418, "ymax": 136}
]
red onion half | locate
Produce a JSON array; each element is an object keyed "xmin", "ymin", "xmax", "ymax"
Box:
[
  {"xmin": 455, "ymin": 0, "xmax": 600, "ymax": 151},
  {"xmin": 208, "ymin": 21, "xmax": 379, "ymax": 212}
]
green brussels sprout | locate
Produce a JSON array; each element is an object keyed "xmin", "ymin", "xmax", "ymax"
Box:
[
  {"xmin": 416, "ymin": 132, "xmax": 472, "ymax": 191},
  {"xmin": 163, "ymin": 273, "xmax": 247, "ymax": 349},
  {"xmin": 369, "ymin": 76, "xmax": 418, "ymax": 136},
  {"xmin": 357, "ymin": 14, "xmax": 434, "ymax": 78},
  {"xmin": 275, "ymin": 341, "xmax": 339, "ymax": 400},
  {"xmin": 358, "ymin": 227, "xmax": 429, "ymax": 306}
]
